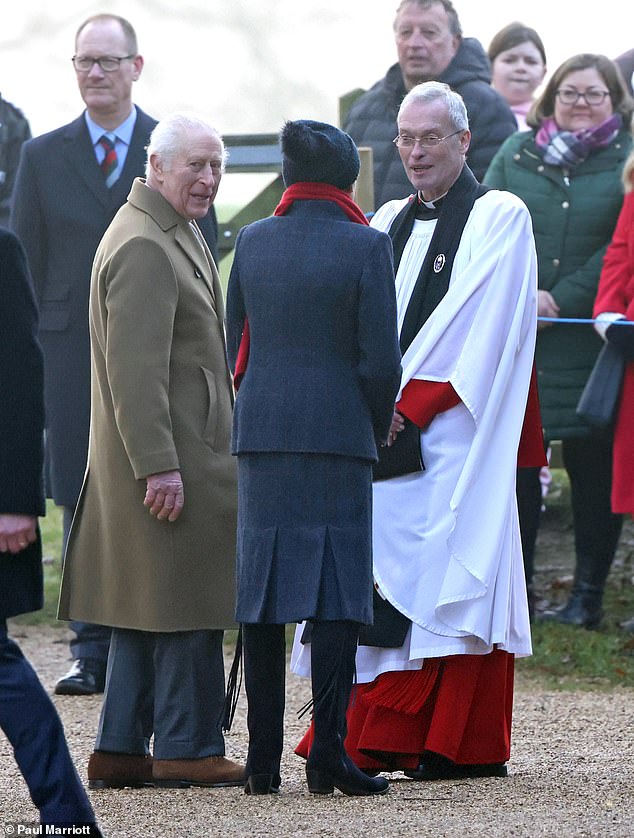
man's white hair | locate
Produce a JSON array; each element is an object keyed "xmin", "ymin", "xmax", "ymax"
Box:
[
  {"xmin": 145, "ymin": 112, "xmax": 227, "ymax": 176},
  {"xmin": 398, "ymin": 81, "xmax": 469, "ymax": 131}
]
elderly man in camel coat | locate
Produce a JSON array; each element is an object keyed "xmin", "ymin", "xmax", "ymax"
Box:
[{"xmin": 58, "ymin": 112, "xmax": 243, "ymax": 791}]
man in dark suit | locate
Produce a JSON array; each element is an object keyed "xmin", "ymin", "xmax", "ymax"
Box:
[
  {"xmin": 0, "ymin": 227, "xmax": 102, "ymax": 834},
  {"xmin": 10, "ymin": 13, "xmax": 217, "ymax": 695}
]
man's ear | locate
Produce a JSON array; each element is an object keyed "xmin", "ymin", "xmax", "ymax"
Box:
[
  {"xmin": 131, "ymin": 54, "xmax": 144, "ymax": 82},
  {"xmin": 149, "ymin": 152, "xmax": 163, "ymax": 182}
]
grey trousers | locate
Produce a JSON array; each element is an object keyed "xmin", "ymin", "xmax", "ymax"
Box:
[{"xmin": 95, "ymin": 627, "xmax": 226, "ymax": 759}]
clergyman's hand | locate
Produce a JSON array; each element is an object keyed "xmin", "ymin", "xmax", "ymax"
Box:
[
  {"xmin": 387, "ymin": 409, "xmax": 406, "ymax": 447},
  {"xmin": 144, "ymin": 470, "xmax": 184, "ymax": 522}
]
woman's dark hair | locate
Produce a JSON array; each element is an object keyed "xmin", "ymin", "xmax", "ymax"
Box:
[
  {"xmin": 488, "ymin": 22, "xmax": 546, "ymax": 66},
  {"xmin": 527, "ymin": 53, "xmax": 634, "ymax": 129}
]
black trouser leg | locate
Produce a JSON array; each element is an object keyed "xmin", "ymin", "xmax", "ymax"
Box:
[
  {"xmin": 516, "ymin": 466, "xmax": 542, "ymax": 605},
  {"xmin": 242, "ymin": 623, "xmax": 286, "ymax": 783}
]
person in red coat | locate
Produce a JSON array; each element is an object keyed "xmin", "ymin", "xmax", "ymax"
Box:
[{"xmin": 593, "ymin": 149, "xmax": 634, "ymax": 632}]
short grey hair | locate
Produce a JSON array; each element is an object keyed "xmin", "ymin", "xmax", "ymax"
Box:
[
  {"xmin": 145, "ymin": 112, "xmax": 227, "ymax": 177},
  {"xmin": 398, "ymin": 81, "xmax": 469, "ymax": 131}
]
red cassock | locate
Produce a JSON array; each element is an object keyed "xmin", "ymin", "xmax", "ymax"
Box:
[{"xmin": 297, "ymin": 372, "xmax": 544, "ymax": 769}]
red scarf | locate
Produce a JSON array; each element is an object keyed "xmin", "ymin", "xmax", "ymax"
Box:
[
  {"xmin": 273, "ymin": 181, "xmax": 369, "ymax": 225},
  {"xmin": 233, "ymin": 182, "xmax": 369, "ymax": 389}
]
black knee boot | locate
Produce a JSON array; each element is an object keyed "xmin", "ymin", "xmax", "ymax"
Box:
[
  {"xmin": 306, "ymin": 620, "xmax": 388, "ymax": 796},
  {"xmin": 544, "ymin": 547, "xmax": 620, "ymax": 628},
  {"xmin": 242, "ymin": 623, "xmax": 286, "ymax": 794},
  {"xmin": 544, "ymin": 437, "xmax": 624, "ymax": 629}
]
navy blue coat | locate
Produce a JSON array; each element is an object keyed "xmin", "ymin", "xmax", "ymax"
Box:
[
  {"xmin": 10, "ymin": 109, "xmax": 218, "ymax": 507},
  {"xmin": 0, "ymin": 228, "xmax": 45, "ymax": 620},
  {"xmin": 226, "ymin": 199, "xmax": 401, "ymax": 459}
]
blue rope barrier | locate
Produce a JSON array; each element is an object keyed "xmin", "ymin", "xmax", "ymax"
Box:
[{"xmin": 538, "ymin": 317, "xmax": 634, "ymax": 325}]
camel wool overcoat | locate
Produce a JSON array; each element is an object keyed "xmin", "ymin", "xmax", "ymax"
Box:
[{"xmin": 58, "ymin": 179, "xmax": 237, "ymax": 632}]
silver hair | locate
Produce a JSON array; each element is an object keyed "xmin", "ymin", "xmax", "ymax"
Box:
[
  {"xmin": 398, "ymin": 81, "xmax": 469, "ymax": 131},
  {"xmin": 145, "ymin": 112, "xmax": 227, "ymax": 177}
]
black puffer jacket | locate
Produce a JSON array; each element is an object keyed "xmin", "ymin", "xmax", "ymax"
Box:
[{"xmin": 344, "ymin": 38, "xmax": 517, "ymax": 208}]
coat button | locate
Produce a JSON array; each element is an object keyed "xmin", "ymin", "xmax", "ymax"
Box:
[
  {"xmin": 552, "ymin": 258, "xmax": 560, "ymax": 267},
  {"xmin": 537, "ymin": 165, "xmax": 545, "ymax": 172},
  {"xmin": 562, "ymin": 201, "xmax": 569, "ymax": 209},
  {"xmin": 513, "ymin": 153, "xmax": 520, "ymax": 160}
]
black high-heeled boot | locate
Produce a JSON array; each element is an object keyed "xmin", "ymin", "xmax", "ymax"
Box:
[
  {"xmin": 306, "ymin": 620, "xmax": 388, "ymax": 797},
  {"xmin": 242, "ymin": 623, "xmax": 285, "ymax": 794}
]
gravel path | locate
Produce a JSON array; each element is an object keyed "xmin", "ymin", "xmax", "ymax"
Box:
[{"xmin": 2, "ymin": 625, "xmax": 633, "ymax": 838}]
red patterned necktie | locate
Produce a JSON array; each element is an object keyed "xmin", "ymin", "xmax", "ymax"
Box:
[{"xmin": 98, "ymin": 134, "xmax": 118, "ymax": 187}]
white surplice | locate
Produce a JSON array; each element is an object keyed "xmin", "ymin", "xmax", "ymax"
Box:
[{"xmin": 292, "ymin": 188, "xmax": 537, "ymax": 684}]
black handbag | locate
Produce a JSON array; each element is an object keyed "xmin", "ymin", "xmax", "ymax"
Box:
[
  {"xmin": 357, "ymin": 588, "xmax": 411, "ymax": 647},
  {"xmin": 576, "ymin": 342, "xmax": 626, "ymax": 429},
  {"xmin": 373, "ymin": 416, "xmax": 424, "ymax": 481},
  {"xmin": 300, "ymin": 589, "xmax": 411, "ymax": 649}
]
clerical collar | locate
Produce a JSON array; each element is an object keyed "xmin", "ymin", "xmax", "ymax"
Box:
[{"xmin": 415, "ymin": 191, "xmax": 445, "ymax": 220}]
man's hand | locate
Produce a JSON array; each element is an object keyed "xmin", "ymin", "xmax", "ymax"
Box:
[
  {"xmin": 537, "ymin": 290, "xmax": 560, "ymax": 330},
  {"xmin": 0, "ymin": 514, "xmax": 38, "ymax": 554},
  {"xmin": 144, "ymin": 470, "xmax": 184, "ymax": 522}
]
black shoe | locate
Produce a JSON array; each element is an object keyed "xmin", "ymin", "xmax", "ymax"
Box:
[
  {"xmin": 405, "ymin": 754, "xmax": 507, "ymax": 781},
  {"xmin": 540, "ymin": 595, "xmax": 603, "ymax": 630},
  {"xmin": 244, "ymin": 773, "xmax": 281, "ymax": 795},
  {"xmin": 55, "ymin": 658, "xmax": 106, "ymax": 695},
  {"xmin": 306, "ymin": 752, "xmax": 389, "ymax": 796}
]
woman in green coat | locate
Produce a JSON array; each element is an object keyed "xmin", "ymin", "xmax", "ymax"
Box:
[{"xmin": 484, "ymin": 53, "xmax": 633, "ymax": 628}]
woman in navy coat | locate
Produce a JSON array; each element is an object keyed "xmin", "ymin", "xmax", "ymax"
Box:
[
  {"xmin": 0, "ymin": 228, "xmax": 101, "ymax": 832},
  {"xmin": 226, "ymin": 120, "xmax": 401, "ymax": 796}
]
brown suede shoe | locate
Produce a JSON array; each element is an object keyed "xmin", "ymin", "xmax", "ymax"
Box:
[
  {"xmin": 88, "ymin": 751, "xmax": 154, "ymax": 789},
  {"xmin": 152, "ymin": 756, "xmax": 245, "ymax": 788}
]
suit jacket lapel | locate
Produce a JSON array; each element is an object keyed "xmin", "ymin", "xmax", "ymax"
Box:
[
  {"xmin": 109, "ymin": 109, "xmax": 157, "ymax": 206},
  {"xmin": 62, "ymin": 115, "xmax": 110, "ymax": 206}
]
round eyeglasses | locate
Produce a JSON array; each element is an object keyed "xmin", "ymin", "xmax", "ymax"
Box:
[
  {"xmin": 72, "ymin": 55, "xmax": 136, "ymax": 73},
  {"xmin": 393, "ymin": 130, "xmax": 463, "ymax": 148},
  {"xmin": 555, "ymin": 88, "xmax": 610, "ymax": 106}
]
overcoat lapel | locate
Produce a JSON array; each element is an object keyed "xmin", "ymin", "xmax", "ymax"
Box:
[{"xmin": 174, "ymin": 223, "xmax": 217, "ymax": 306}]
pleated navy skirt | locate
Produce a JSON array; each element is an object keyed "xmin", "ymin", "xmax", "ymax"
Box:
[{"xmin": 235, "ymin": 452, "xmax": 373, "ymax": 625}]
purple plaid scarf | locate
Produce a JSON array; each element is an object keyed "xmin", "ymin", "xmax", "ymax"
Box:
[{"xmin": 535, "ymin": 114, "xmax": 622, "ymax": 168}]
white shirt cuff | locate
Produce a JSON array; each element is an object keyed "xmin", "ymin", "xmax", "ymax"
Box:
[{"xmin": 594, "ymin": 312, "xmax": 626, "ymax": 340}]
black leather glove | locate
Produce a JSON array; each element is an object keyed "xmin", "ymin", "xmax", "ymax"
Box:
[{"xmin": 606, "ymin": 321, "xmax": 634, "ymax": 361}]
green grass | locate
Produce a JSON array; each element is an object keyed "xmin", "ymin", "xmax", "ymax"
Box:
[
  {"xmin": 518, "ymin": 621, "xmax": 634, "ymax": 690},
  {"xmin": 11, "ymin": 501, "xmax": 65, "ymax": 627},
  {"xmin": 15, "ymin": 488, "xmax": 634, "ymax": 690}
]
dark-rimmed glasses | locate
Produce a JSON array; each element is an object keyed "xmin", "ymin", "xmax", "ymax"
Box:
[
  {"xmin": 555, "ymin": 88, "xmax": 610, "ymax": 106},
  {"xmin": 72, "ymin": 55, "xmax": 136, "ymax": 73}
]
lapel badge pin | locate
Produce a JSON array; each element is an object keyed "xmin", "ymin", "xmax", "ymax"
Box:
[{"xmin": 433, "ymin": 253, "xmax": 446, "ymax": 273}]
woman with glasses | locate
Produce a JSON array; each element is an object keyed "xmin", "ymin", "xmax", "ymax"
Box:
[{"xmin": 484, "ymin": 54, "xmax": 634, "ymax": 628}]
